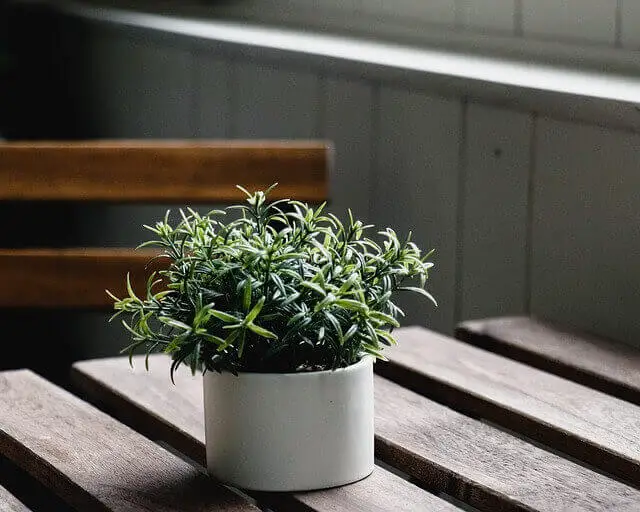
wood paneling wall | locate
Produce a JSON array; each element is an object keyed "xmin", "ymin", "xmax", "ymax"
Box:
[
  {"xmin": 155, "ymin": 0, "xmax": 638, "ymax": 48},
  {"xmin": 41, "ymin": 17, "xmax": 640, "ymax": 352}
]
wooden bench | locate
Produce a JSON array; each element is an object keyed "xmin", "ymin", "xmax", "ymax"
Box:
[
  {"xmin": 2, "ymin": 325, "xmax": 640, "ymax": 510},
  {"xmin": 456, "ymin": 316, "xmax": 640, "ymax": 406},
  {"xmin": 0, "ymin": 141, "xmax": 329, "ymax": 308}
]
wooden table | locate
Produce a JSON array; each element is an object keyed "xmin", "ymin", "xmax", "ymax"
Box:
[{"xmin": 2, "ymin": 326, "xmax": 640, "ymax": 511}]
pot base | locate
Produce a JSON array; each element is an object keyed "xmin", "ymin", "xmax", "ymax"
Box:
[
  {"xmin": 210, "ymin": 466, "xmax": 375, "ymax": 492},
  {"xmin": 203, "ymin": 356, "xmax": 375, "ymax": 492}
]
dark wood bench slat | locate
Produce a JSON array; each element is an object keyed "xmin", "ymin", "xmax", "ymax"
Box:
[
  {"xmin": 0, "ymin": 370, "xmax": 257, "ymax": 512},
  {"xmin": 374, "ymin": 377, "xmax": 640, "ymax": 512},
  {"xmin": 0, "ymin": 141, "xmax": 329, "ymax": 203},
  {"xmin": 0, "ymin": 248, "xmax": 162, "ymax": 309},
  {"xmin": 72, "ymin": 356, "xmax": 640, "ymax": 512},
  {"xmin": 0, "ymin": 484, "xmax": 31, "ymax": 512},
  {"xmin": 71, "ymin": 357, "xmax": 460, "ymax": 512},
  {"xmin": 456, "ymin": 316, "xmax": 640, "ymax": 405},
  {"xmin": 381, "ymin": 327, "xmax": 640, "ymax": 488}
]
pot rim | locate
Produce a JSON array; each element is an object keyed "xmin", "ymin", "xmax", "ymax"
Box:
[{"xmin": 205, "ymin": 354, "xmax": 374, "ymax": 379}]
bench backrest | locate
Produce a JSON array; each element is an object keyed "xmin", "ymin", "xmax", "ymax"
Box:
[{"xmin": 0, "ymin": 141, "xmax": 330, "ymax": 308}]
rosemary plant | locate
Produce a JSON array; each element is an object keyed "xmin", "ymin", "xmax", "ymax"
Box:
[{"xmin": 110, "ymin": 186, "xmax": 435, "ymax": 379}]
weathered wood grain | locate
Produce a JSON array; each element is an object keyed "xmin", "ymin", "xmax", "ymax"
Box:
[
  {"xmin": 0, "ymin": 370, "xmax": 257, "ymax": 512},
  {"xmin": 72, "ymin": 355, "xmax": 640, "ymax": 511},
  {"xmin": 456, "ymin": 316, "xmax": 640, "ymax": 405},
  {"xmin": 71, "ymin": 357, "xmax": 459, "ymax": 512},
  {"xmin": 380, "ymin": 326, "xmax": 640, "ymax": 487},
  {"xmin": 0, "ymin": 484, "xmax": 30, "ymax": 512},
  {"xmin": 0, "ymin": 141, "xmax": 329, "ymax": 203},
  {"xmin": 0, "ymin": 248, "xmax": 162, "ymax": 308},
  {"xmin": 374, "ymin": 377, "xmax": 640, "ymax": 511}
]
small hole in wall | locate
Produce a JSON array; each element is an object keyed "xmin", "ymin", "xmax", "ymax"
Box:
[{"xmin": 493, "ymin": 148, "xmax": 503, "ymax": 158}]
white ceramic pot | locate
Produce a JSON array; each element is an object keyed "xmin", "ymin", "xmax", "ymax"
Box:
[{"xmin": 203, "ymin": 356, "xmax": 374, "ymax": 491}]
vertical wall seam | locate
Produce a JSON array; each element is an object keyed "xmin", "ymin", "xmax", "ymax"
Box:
[
  {"xmin": 189, "ymin": 45, "xmax": 199, "ymax": 138},
  {"xmin": 316, "ymin": 71, "xmax": 330, "ymax": 206},
  {"xmin": 514, "ymin": 0, "xmax": 524, "ymax": 37},
  {"xmin": 524, "ymin": 112, "xmax": 538, "ymax": 314},
  {"xmin": 615, "ymin": 0, "xmax": 624, "ymax": 48},
  {"xmin": 454, "ymin": 0, "xmax": 465, "ymax": 29},
  {"xmin": 368, "ymin": 83, "xmax": 381, "ymax": 226},
  {"xmin": 316, "ymin": 72, "xmax": 327, "ymax": 139},
  {"xmin": 228, "ymin": 57, "xmax": 239, "ymax": 138},
  {"xmin": 453, "ymin": 99, "xmax": 469, "ymax": 326}
]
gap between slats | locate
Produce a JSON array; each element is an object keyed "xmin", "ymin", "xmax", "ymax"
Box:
[
  {"xmin": 0, "ymin": 455, "xmax": 71, "ymax": 512},
  {"xmin": 70, "ymin": 355, "xmax": 640, "ymax": 512},
  {"xmin": 455, "ymin": 316, "xmax": 640, "ymax": 406},
  {"xmin": 377, "ymin": 326, "xmax": 640, "ymax": 490},
  {"xmin": 0, "ymin": 370, "xmax": 259, "ymax": 512},
  {"xmin": 69, "ymin": 359, "xmax": 465, "ymax": 512}
]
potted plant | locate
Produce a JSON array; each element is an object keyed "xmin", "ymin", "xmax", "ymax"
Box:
[{"xmin": 110, "ymin": 185, "xmax": 435, "ymax": 491}]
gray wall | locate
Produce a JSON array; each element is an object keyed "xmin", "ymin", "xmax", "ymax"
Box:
[{"xmin": 51, "ymin": 13, "xmax": 640, "ymax": 358}]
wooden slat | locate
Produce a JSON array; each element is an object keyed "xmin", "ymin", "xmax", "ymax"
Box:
[
  {"xmin": 0, "ymin": 141, "xmax": 329, "ymax": 203},
  {"xmin": 456, "ymin": 316, "xmax": 640, "ymax": 406},
  {"xmin": 71, "ymin": 356, "xmax": 640, "ymax": 512},
  {"xmin": 0, "ymin": 248, "xmax": 162, "ymax": 308},
  {"xmin": 0, "ymin": 370, "xmax": 257, "ymax": 512},
  {"xmin": 70, "ymin": 357, "xmax": 459, "ymax": 512},
  {"xmin": 374, "ymin": 377, "xmax": 640, "ymax": 512},
  {"xmin": 0, "ymin": 484, "xmax": 30, "ymax": 512},
  {"xmin": 379, "ymin": 327, "xmax": 640, "ymax": 487}
]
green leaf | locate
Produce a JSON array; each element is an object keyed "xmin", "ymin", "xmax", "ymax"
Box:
[
  {"xmin": 159, "ymin": 317, "xmax": 192, "ymax": 331},
  {"xmin": 217, "ymin": 329, "xmax": 240, "ymax": 352},
  {"xmin": 237, "ymin": 330, "xmax": 247, "ymax": 358},
  {"xmin": 369, "ymin": 310, "xmax": 400, "ymax": 328},
  {"xmin": 362, "ymin": 346, "xmax": 387, "ymax": 360},
  {"xmin": 273, "ymin": 252, "xmax": 306, "ymax": 262},
  {"xmin": 270, "ymin": 273, "xmax": 287, "ymax": 295},
  {"xmin": 247, "ymin": 323, "xmax": 278, "ymax": 340},
  {"xmin": 111, "ymin": 185, "xmax": 436, "ymax": 375},
  {"xmin": 105, "ymin": 289, "xmax": 121, "ymax": 302},
  {"xmin": 210, "ymin": 310, "xmax": 241, "ymax": 323},
  {"xmin": 375, "ymin": 329, "xmax": 397, "ymax": 346},
  {"xmin": 335, "ymin": 299, "xmax": 369, "ymax": 314},
  {"xmin": 245, "ymin": 296, "xmax": 266, "ymax": 324},
  {"xmin": 397, "ymin": 286, "xmax": 438, "ymax": 306},
  {"xmin": 343, "ymin": 324, "xmax": 358, "ymax": 343},
  {"xmin": 243, "ymin": 279, "xmax": 252, "ymax": 311},
  {"xmin": 338, "ymin": 273, "xmax": 358, "ymax": 294},
  {"xmin": 301, "ymin": 281, "xmax": 326, "ymax": 297},
  {"xmin": 199, "ymin": 332, "xmax": 226, "ymax": 346},
  {"xmin": 125, "ymin": 273, "xmax": 140, "ymax": 302},
  {"xmin": 324, "ymin": 311, "xmax": 343, "ymax": 340},
  {"xmin": 314, "ymin": 293, "xmax": 336, "ymax": 313}
]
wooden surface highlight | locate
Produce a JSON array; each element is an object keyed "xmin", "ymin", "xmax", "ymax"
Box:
[
  {"xmin": 456, "ymin": 316, "xmax": 640, "ymax": 405},
  {"xmin": 71, "ymin": 355, "xmax": 640, "ymax": 511},
  {"xmin": 71, "ymin": 357, "xmax": 459, "ymax": 512},
  {"xmin": 0, "ymin": 370, "xmax": 257, "ymax": 512},
  {"xmin": 0, "ymin": 141, "xmax": 329, "ymax": 203},
  {"xmin": 380, "ymin": 327, "xmax": 640, "ymax": 487},
  {"xmin": 0, "ymin": 484, "xmax": 30, "ymax": 512},
  {"xmin": 0, "ymin": 248, "xmax": 162, "ymax": 308}
]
